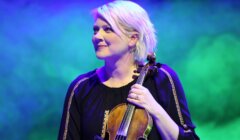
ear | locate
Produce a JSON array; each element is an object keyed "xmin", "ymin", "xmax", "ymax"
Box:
[{"xmin": 128, "ymin": 33, "xmax": 139, "ymax": 47}]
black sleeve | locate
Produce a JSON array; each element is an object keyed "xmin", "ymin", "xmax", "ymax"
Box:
[
  {"xmin": 58, "ymin": 81, "xmax": 81, "ymax": 140},
  {"xmin": 171, "ymin": 72, "xmax": 199, "ymax": 140},
  {"xmin": 155, "ymin": 64, "xmax": 199, "ymax": 140}
]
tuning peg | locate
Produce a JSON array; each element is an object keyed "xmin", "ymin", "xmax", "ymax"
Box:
[
  {"xmin": 138, "ymin": 64, "xmax": 144, "ymax": 67},
  {"xmin": 153, "ymin": 66, "xmax": 159, "ymax": 73},
  {"xmin": 133, "ymin": 70, "xmax": 139, "ymax": 73},
  {"xmin": 155, "ymin": 63, "xmax": 161, "ymax": 68},
  {"xmin": 147, "ymin": 53, "xmax": 156, "ymax": 64}
]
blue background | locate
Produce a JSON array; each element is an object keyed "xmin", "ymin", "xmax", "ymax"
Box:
[{"xmin": 1, "ymin": 0, "xmax": 240, "ymax": 139}]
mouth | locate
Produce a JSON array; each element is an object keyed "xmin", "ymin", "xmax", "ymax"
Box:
[{"xmin": 96, "ymin": 45, "xmax": 107, "ymax": 49}]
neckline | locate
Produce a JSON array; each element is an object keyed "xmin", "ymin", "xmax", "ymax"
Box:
[
  {"xmin": 98, "ymin": 77, "xmax": 137, "ymax": 89},
  {"xmin": 95, "ymin": 67, "xmax": 139, "ymax": 89}
]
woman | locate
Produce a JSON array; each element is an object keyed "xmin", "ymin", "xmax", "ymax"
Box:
[{"xmin": 58, "ymin": 1, "xmax": 199, "ymax": 140}]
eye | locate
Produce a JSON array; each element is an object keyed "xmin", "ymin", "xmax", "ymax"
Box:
[
  {"xmin": 103, "ymin": 26, "xmax": 114, "ymax": 33},
  {"xmin": 93, "ymin": 26, "xmax": 99, "ymax": 34}
]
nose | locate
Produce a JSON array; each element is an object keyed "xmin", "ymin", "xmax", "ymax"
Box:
[
  {"xmin": 93, "ymin": 29, "xmax": 104, "ymax": 40},
  {"xmin": 92, "ymin": 29, "xmax": 105, "ymax": 46}
]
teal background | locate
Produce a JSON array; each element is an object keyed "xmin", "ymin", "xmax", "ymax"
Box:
[{"xmin": 0, "ymin": 0, "xmax": 240, "ymax": 139}]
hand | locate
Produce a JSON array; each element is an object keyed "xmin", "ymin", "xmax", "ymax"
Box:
[
  {"xmin": 128, "ymin": 84, "xmax": 179, "ymax": 139},
  {"xmin": 127, "ymin": 84, "xmax": 160, "ymax": 116}
]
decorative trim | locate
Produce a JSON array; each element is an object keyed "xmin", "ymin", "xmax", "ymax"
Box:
[
  {"xmin": 63, "ymin": 72, "xmax": 97, "ymax": 140},
  {"xmin": 101, "ymin": 110, "xmax": 109, "ymax": 138},
  {"xmin": 160, "ymin": 68, "xmax": 186, "ymax": 127}
]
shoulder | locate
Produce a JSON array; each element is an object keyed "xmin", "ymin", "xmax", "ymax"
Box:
[
  {"xmin": 159, "ymin": 64, "xmax": 178, "ymax": 77},
  {"xmin": 155, "ymin": 63, "xmax": 180, "ymax": 82},
  {"xmin": 68, "ymin": 69, "xmax": 98, "ymax": 92}
]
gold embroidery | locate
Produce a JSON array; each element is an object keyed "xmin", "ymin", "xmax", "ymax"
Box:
[
  {"xmin": 63, "ymin": 73, "xmax": 97, "ymax": 140},
  {"xmin": 160, "ymin": 68, "xmax": 188, "ymax": 130},
  {"xmin": 101, "ymin": 110, "xmax": 109, "ymax": 138}
]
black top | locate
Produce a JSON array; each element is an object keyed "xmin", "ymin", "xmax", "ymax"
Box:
[
  {"xmin": 81, "ymin": 75, "xmax": 161, "ymax": 140},
  {"xmin": 58, "ymin": 64, "xmax": 199, "ymax": 140}
]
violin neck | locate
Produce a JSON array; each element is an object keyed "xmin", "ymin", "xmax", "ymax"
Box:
[
  {"xmin": 128, "ymin": 66, "xmax": 148, "ymax": 111},
  {"xmin": 116, "ymin": 67, "xmax": 149, "ymax": 137},
  {"xmin": 136, "ymin": 66, "xmax": 148, "ymax": 85}
]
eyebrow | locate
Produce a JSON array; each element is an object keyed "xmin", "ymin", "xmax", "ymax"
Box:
[{"xmin": 93, "ymin": 24, "xmax": 111, "ymax": 28}]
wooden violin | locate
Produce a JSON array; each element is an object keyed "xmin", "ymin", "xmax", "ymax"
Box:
[{"xmin": 104, "ymin": 54, "xmax": 158, "ymax": 140}]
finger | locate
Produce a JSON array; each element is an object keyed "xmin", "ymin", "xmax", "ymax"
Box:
[
  {"xmin": 127, "ymin": 97, "xmax": 141, "ymax": 106},
  {"xmin": 131, "ymin": 84, "xmax": 145, "ymax": 89},
  {"xmin": 128, "ymin": 93, "xmax": 139, "ymax": 100},
  {"xmin": 129, "ymin": 88, "xmax": 143, "ymax": 95},
  {"xmin": 131, "ymin": 84, "xmax": 143, "ymax": 89},
  {"xmin": 128, "ymin": 93, "xmax": 135, "ymax": 99}
]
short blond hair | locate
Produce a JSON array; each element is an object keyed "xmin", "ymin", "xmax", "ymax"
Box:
[{"xmin": 92, "ymin": 0, "xmax": 157, "ymax": 63}]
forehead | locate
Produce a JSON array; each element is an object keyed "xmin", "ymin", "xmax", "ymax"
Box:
[{"xmin": 93, "ymin": 15, "xmax": 111, "ymax": 26}]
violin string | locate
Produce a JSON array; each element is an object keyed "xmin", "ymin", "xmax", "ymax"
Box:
[
  {"xmin": 116, "ymin": 104, "xmax": 132, "ymax": 140},
  {"xmin": 115, "ymin": 65, "xmax": 152, "ymax": 140},
  {"xmin": 116, "ymin": 105, "xmax": 129, "ymax": 139},
  {"xmin": 123, "ymin": 105, "xmax": 131, "ymax": 135}
]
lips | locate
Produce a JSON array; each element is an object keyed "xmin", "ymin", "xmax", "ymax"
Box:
[
  {"xmin": 98, "ymin": 45, "xmax": 107, "ymax": 47},
  {"xmin": 96, "ymin": 45, "xmax": 107, "ymax": 50}
]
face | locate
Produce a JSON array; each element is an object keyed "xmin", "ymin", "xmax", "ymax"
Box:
[{"xmin": 92, "ymin": 17, "xmax": 130, "ymax": 61}]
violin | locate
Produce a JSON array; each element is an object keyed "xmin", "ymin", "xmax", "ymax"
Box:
[{"xmin": 104, "ymin": 54, "xmax": 159, "ymax": 140}]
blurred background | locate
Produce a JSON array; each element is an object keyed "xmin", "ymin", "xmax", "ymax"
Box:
[{"xmin": 0, "ymin": 0, "xmax": 240, "ymax": 139}]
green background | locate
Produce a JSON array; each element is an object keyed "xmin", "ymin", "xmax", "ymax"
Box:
[{"xmin": 1, "ymin": 0, "xmax": 240, "ymax": 139}]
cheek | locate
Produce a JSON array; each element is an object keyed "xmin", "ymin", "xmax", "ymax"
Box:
[
  {"xmin": 105, "ymin": 34, "xmax": 129, "ymax": 52},
  {"xmin": 108, "ymin": 35, "xmax": 126, "ymax": 46},
  {"xmin": 110, "ymin": 42, "xmax": 129, "ymax": 53}
]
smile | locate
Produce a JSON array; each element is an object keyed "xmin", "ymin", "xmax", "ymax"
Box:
[{"xmin": 97, "ymin": 45, "xmax": 107, "ymax": 49}]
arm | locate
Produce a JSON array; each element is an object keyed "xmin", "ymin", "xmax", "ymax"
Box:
[
  {"xmin": 58, "ymin": 81, "xmax": 81, "ymax": 140},
  {"xmin": 159, "ymin": 65, "xmax": 199, "ymax": 140},
  {"xmin": 128, "ymin": 84, "xmax": 179, "ymax": 140},
  {"xmin": 127, "ymin": 64, "xmax": 199, "ymax": 140}
]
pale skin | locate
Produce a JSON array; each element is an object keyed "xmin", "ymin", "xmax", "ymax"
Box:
[{"xmin": 92, "ymin": 16, "xmax": 179, "ymax": 140}]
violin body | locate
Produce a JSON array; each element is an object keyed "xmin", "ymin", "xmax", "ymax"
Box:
[
  {"xmin": 101, "ymin": 55, "xmax": 157, "ymax": 140},
  {"xmin": 106, "ymin": 103, "xmax": 153, "ymax": 140}
]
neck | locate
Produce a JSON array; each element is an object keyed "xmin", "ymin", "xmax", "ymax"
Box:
[
  {"xmin": 97, "ymin": 54, "xmax": 138, "ymax": 87},
  {"xmin": 104, "ymin": 61, "xmax": 136, "ymax": 80}
]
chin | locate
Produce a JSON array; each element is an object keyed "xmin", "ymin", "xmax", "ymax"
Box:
[
  {"xmin": 95, "ymin": 51, "xmax": 109, "ymax": 59},
  {"xmin": 96, "ymin": 53, "xmax": 113, "ymax": 61},
  {"xmin": 95, "ymin": 54, "xmax": 107, "ymax": 60},
  {"xmin": 96, "ymin": 56, "xmax": 105, "ymax": 60}
]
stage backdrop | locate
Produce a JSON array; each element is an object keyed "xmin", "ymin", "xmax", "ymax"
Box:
[{"xmin": 0, "ymin": 0, "xmax": 240, "ymax": 140}]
